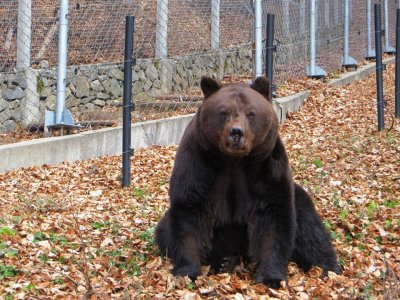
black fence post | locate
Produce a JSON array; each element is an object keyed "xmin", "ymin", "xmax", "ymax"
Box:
[
  {"xmin": 374, "ymin": 4, "xmax": 385, "ymax": 131},
  {"xmin": 396, "ymin": 8, "xmax": 400, "ymax": 118},
  {"xmin": 265, "ymin": 13, "xmax": 275, "ymax": 99},
  {"xmin": 122, "ymin": 16, "xmax": 135, "ymax": 187}
]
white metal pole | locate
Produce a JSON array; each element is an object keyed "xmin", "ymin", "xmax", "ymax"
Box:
[
  {"xmin": 334, "ymin": 0, "xmax": 340, "ymax": 25},
  {"xmin": 254, "ymin": 0, "xmax": 263, "ymax": 77},
  {"xmin": 383, "ymin": 0, "xmax": 395, "ymax": 53},
  {"xmin": 17, "ymin": 0, "xmax": 32, "ymax": 69},
  {"xmin": 366, "ymin": 0, "xmax": 375, "ymax": 58},
  {"xmin": 156, "ymin": 0, "xmax": 168, "ymax": 58},
  {"xmin": 211, "ymin": 0, "xmax": 220, "ymax": 49},
  {"xmin": 56, "ymin": 0, "xmax": 69, "ymax": 124},
  {"xmin": 343, "ymin": 0, "xmax": 350, "ymax": 59},
  {"xmin": 282, "ymin": 0, "xmax": 290, "ymax": 38},
  {"xmin": 309, "ymin": 0, "xmax": 316, "ymax": 75},
  {"xmin": 384, "ymin": 0, "xmax": 390, "ymax": 49},
  {"xmin": 325, "ymin": 0, "xmax": 330, "ymax": 28},
  {"xmin": 307, "ymin": 0, "xmax": 326, "ymax": 77},
  {"xmin": 299, "ymin": 0, "xmax": 306, "ymax": 35},
  {"xmin": 343, "ymin": 0, "xmax": 358, "ymax": 67}
]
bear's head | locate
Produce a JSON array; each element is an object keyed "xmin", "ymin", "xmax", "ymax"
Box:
[{"xmin": 198, "ymin": 76, "xmax": 279, "ymax": 158}]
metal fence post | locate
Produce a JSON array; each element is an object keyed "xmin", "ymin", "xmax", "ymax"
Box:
[
  {"xmin": 17, "ymin": 0, "xmax": 31, "ymax": 69},
  {"xmin": 324, "ymin": 0, "xmax": 330, "ymax": 28},
  {"xmin": 299, "ymin": 0, "xmax": 306, "ymax": 35},
  {"xmin": 211, "ymin": 0, "xmax": 220, "ymax": 49},
  {"xmin": 307, "ymin": 0, "xmax": 326, "ymax": 78},
  {"xmin": 374, "ymin": 4, "xmax": 385, "ymax": 131},
  {"xmin": 366, "ymin": 0, "xmax": 376, "ymax": 59},
  {"xmin": 55, "ymin": 0, "xmax": 69, "ymax": 126},
  {"xmin": 156, "ymin": 0, "xmax": 168, "ymax": 58},
  {"xmin": 395, "ymin": 8, "xmax": 400, "ymax": 118},
  {"xmin": 342, "ymin": 0, "xmax": 358, "ymax": 68},
  {"xmin": 17, "ymin": 0, "xmax": 40, "ymax": 127},
  {"xmin": 44, "ymin": 0, "xmax": 80, "ymax": 134},
  {"xmin": 282, "ymin": 0, "xmax": 290, "ymax": 38},
  {"xmin": 254, "ymin": 0, "xmax": 263, "ymax": 78},
  {"xmin": 265, "ymin": 14, "xmax": 275, "ymax": 98},
  {"xmin": 122, "ymin": 16, "xmax": 135, "ymax": 188},
  {"xmin": 383, "ymin": 0, "xmax": 395, "ymax": 54}
]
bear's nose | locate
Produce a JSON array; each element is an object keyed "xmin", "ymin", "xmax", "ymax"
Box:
[{"xmin": 230, "ymin": 126, "xmax": 243, "ymax": 139}]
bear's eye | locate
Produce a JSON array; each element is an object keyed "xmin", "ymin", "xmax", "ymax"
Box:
[
  {"xmin": 247, "ymin": 111, "xmax": 256, "ymax": 117},
  {"xmin": 220, "ymin": 110, "xmax": 228, "ymax": 118}
]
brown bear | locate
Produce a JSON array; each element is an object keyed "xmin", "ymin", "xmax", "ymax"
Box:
[{"xmin": 155, "ymin": 76, "xmax": 341, "ymax": 287}]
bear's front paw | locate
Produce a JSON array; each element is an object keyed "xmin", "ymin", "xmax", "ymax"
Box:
[
  {"xmin": 255, "ymin": 274, "xmax": 285, "ymax": 288},
  {"xmin": 321, "ymin": 263, "xmax": 343, "ymax": 277},
  {"xmin": 173, "ymin": 264, "xmax": 201, "ymax": 281},
  {"xmin": 255, "ymin": 269, "xmax": 286, "ymax": 288}
]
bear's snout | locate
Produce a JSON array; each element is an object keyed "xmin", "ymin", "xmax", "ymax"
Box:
[{"xmin": 229, "ymin": 126, "xmax": 244, "ymax": 148}]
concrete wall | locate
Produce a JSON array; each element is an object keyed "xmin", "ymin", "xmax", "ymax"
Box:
[{"xmin": 0, "ymin": 114, "xmax": 194, "ymax": 172}]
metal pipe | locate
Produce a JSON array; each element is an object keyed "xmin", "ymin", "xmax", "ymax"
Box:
[
  {"xmin": 395, "ymin": 8, "xmax": 400, "ymax": 118},
  {"xmin": 155, "ymin": 0, "xmax": 168, "ymax": 58},
  {"xmin": 122, "ymin": 16, "xmax": 135, "ymax": 188},
  {"xmin": 56, "ymin": 0, "xmax": 69, "ymax": 125},
  {"xmin": 17, "ymin": 0, "xmax": 32, "ymax": 69},
  {"xmin": 383, "ymin": 0, "xmax": 395, "ymax": 53},
  {"xmin": 366, "ymin": 0, "xmax": 375, "ymax": 59},
  {"xmin": 342, "ymin": 0, "xmax": 357, "ymax": 68},
  {"xmin": 309, "ymin": 0, "xmax": 317, "ymax": 75},
  {"xmin": 374, "ymin": 4, "xmax": 385, "ymax": 131},
  {"xmin": 324, "ymin": 0, "xmax": 330, "ymax": 28},
  {"xmin": 254, "ymin": 0, "xmax": 263, "ymax": 77},
  {"xmin": 343, "ymin": 0, "xmax": 350, "ymax": 61},
  {"xmin": 211, "ymin": 0, "xmax": 220, "ymax": 49},
  {"xmin": 265, "ymin": 14, "xmax": 275, "ymax": 99},
  {"xmin": 282, "ymin": 0, "xmax": 289, "ymax": 38},
  {"xmin": 299, "ymin": 0, "xmax": 306, "ymax": 35}
]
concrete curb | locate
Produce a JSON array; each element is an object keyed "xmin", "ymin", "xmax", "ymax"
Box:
[
  {"xmin": 273, "ymin": 91, "xmax": 311, "ymax": 123},
  {"xmin": 0, "ymin": 114, "xmax": 194, "ymax": 172},
  {"xmin": 328, "ymin": 57, "xmax": 395, "ymax": 87}
]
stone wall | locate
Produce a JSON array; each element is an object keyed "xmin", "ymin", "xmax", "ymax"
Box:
[{"xmin": 0, "ymin": 46, "xmax": 252, "ymax": 131}]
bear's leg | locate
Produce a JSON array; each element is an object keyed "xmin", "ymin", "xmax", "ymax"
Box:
[
  {"xmin": 291, "ymin": 184, "xmax": 342, "ymax": 275},
  {"xmin": 155, "ymin": 212, "xmax": 171, "ymax": 256},
  {"xmin": 247, "ymin": 202, "xmax": 296, "ymax": 288},
  {"xmin": 207, "ymin": 224, "xmax": 248, "ymax": 273},
  {"xmin": 155, "ymin": 207, "xmax": 210, "ymax": 280}
]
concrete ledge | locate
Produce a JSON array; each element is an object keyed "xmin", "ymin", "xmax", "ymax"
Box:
[
  {"xmin": 273, "ymin": 91, "xmax": 311, "ymax": 123},
  {"xmin": 328, "ymin": 57, "xmax": 395, "ymax": 87},
  {"xmin": 0, "ymin": 114, "xmax": 194, "ymax": 172}
]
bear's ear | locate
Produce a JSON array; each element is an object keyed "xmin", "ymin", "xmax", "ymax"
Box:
[
  {"xmin": 250, "ymin": 76, "xmax": 271, "ymax": 102},
  {"xmin": 200, "ymin": 76, "xmax": 222, "ymax": 99}
]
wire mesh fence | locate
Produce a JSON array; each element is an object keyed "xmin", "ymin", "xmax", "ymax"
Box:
[{"xmin": 0, "ymin": 0, "xmax": 399, "ymax": 146}]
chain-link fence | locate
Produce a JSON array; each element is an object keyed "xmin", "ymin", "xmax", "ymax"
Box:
[{"xmin": 0, "ymin": 0, "xmax": 399, "ymax": 145}]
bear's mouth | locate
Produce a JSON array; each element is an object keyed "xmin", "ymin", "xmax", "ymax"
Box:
[{"xmin": 221, "ymin": 139, "xmax": 249, "ymax": 157}]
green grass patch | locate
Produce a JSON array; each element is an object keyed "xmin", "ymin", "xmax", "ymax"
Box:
[
  {"xmin": 312, "ymin": 158, "xmax": 323, "ymax": 168},
  {"xmin": 0, "ymin": 227, "xmax": 16, "ymax": 237},
  {"xmin": 133, "ymin": 188, "xmax": 147, "ymax": 199},
  {"xmin": 32, "ymin": 231, "xmax": 47, "ymax": 243},
  {"xmin": 0, "ymin": 264, "xmax": 18, "ymax": 279}
]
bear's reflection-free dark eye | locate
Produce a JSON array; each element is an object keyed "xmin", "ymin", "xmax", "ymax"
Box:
[{"xmin": 248, "ymin": 112, "xmax": 255, "ymax": 117}]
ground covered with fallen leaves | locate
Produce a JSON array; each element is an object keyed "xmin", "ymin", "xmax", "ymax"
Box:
[{"xmin": 0, "ymin": 64, "xmax": 399, "ymax": 299}]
